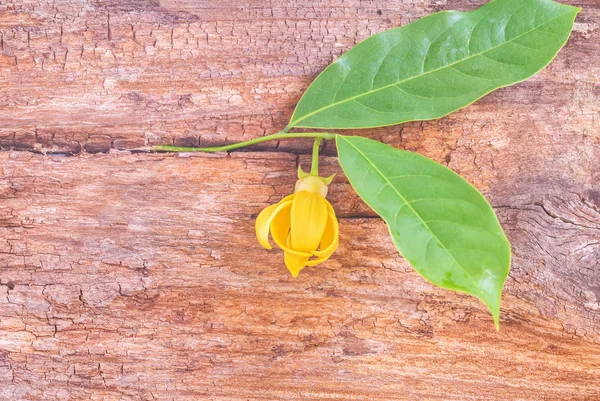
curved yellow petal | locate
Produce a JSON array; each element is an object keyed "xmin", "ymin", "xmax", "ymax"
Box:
[
  {"xmin": 255, "ymin": 198, "xmax": 293, "ymax": 249},
  {"xmin": 280, "ymin": 232, "xmax": 312, "ymax": 258},
  {"xmin": 311, "ymin": 210, "xmax": 339, "ymax": 259},
  {"xmin": 270, "ymin": 201, "xmax": 291, "ymax": 249},
  {"xmin": 279, "ymin": 194, "xmax": 296, "ymax": 203},
  {"xmin": 255, "ymin": 204, "xmax": 278, "ymax": 249},
  {"xmin": 305, "ymin": 255, "xmax": 329, "ymax": 266},
  {"xmin": 284, "ymin": 251, "xmax": 309, "ymax": 277},
  {"xmin": 290, "ymin": 191, "xmax": 328, "ymax": 253}
]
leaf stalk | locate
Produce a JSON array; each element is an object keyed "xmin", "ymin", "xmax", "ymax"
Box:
[
  {"xmin": 154, "ymin": 132, "xmax": 336, "ymax": 153},
  {"xmin": 310, "ymin": 138, "xmax": 322, "ymax": 176}
]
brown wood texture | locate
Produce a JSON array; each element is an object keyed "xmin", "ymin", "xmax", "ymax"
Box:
[{"xmin": 1, "ymin": 0, "xmax": 599, "ymax": 400}]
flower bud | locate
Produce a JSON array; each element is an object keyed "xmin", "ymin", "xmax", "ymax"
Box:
[{"xmin": 256, "ymin": 173, "xmax": 339, "ymax": 277}]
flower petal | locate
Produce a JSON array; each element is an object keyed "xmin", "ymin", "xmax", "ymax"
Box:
[
  {"xmin": 258, "ymin": 225, "xmax": 313, "ymax": 261},
  {"xmin": 270, "ymin": 203, "xmax": 291, "ymax": 249},
  {"xmin": 255, "ymin": 204, "xmax": 278, "ymax": 249},
  {"xmin": 270, "ymin": 206, "xmax": 314, "ymax": 258},
  {"xmin": 255, "ymin": 196, "xmax": 294, "ymax": 249},
  {"xmin": 311, "ymin": 210, "xmax": 339, "ymax": 259},
  {"xmin": 305, "ymin": 255, "xmax": 328, "ymax": 267},
  {"xmin": 290, "ymin": 191, "xmax": 328, "ymax": 253},
  {"xmin": 280, "ymin": 194, "xmax": 296, "ymax": 203},
  {"xmin": 284, "ymin": 251, "xmax": 309, "ymax": 277},
  {"xmin": 283, "ymin": 232, "xmax": 313, "ymax": 258}
]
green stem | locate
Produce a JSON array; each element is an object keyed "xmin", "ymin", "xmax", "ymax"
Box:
[
  {"xmin": 310, "ymin": 138, "xmax": 322, "ymax": 176},
  {"xmin": 154, "ymin": 132, "xmax": 336, "ymax": 153}
]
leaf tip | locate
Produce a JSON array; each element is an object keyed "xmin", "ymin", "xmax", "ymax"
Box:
[{"xmin": 486, "ymin": 298, "xmax": 501, "ymax": 331}]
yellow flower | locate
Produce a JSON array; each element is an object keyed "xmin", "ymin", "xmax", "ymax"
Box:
[{"xmin": 255, "ymin": 175, "xmax": 339, "ymax": 277}]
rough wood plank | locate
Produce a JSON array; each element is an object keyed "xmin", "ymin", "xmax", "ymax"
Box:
[
  {"xmin": 0, "ymin": 0, "xmax": 598, "ymax": 154},
  {"xmin": 1, "ymin": 0, "xmax": 600, "ymax": 399},
  {"xmin": 0, "ymin": 151, "xmax": 599, "ymax": 400}
]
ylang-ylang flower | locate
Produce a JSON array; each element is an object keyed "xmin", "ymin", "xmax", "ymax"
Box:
[{"xmin": 255, "ymin": 172, "xmax": 338, "ymax": 277}]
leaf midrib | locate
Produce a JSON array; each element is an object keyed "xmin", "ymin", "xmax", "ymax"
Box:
[
  {"xmin": 291, "ymin": 9, "xmax": 573, "ymax": 127},
  {"xmin": 338, "ymin": 136, "xmax": 479, "ymax": 289}
]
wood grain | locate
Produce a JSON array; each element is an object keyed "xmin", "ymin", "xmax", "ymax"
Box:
[{"xmin": 1, "ymin": 0, "xmax": 599, "ymax": 400}]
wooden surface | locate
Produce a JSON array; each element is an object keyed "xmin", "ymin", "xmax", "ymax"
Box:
[{"xmin": 1, "ymin": 0, "xmax": 599, "ymax": 400}]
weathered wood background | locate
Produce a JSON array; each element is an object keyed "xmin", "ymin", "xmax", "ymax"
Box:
[{"xmin": 1, "ymin": 0, "xmax": 599, "ymax": 400}]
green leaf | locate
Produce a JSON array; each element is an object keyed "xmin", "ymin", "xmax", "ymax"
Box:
[
  {"xmin": 289, "ymin": 0, "xmax": 580, "ymax": 129},
  {"xmin": 336, "ymin": 135, "xmax": 511, "ymax": 328}
]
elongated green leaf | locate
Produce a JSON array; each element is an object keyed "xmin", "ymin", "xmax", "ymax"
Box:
[
  {"xmin": 289, "ymin": 0, "xmax": 580, "ymax": 129},
  {"xmin": 336, "ymin": 136, "xmax": 511, "ymax": 327}
]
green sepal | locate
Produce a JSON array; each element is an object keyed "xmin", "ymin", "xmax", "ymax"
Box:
[{"xmin": 297, "ymin": 165, "xmax": 310, "ymax": 179}]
